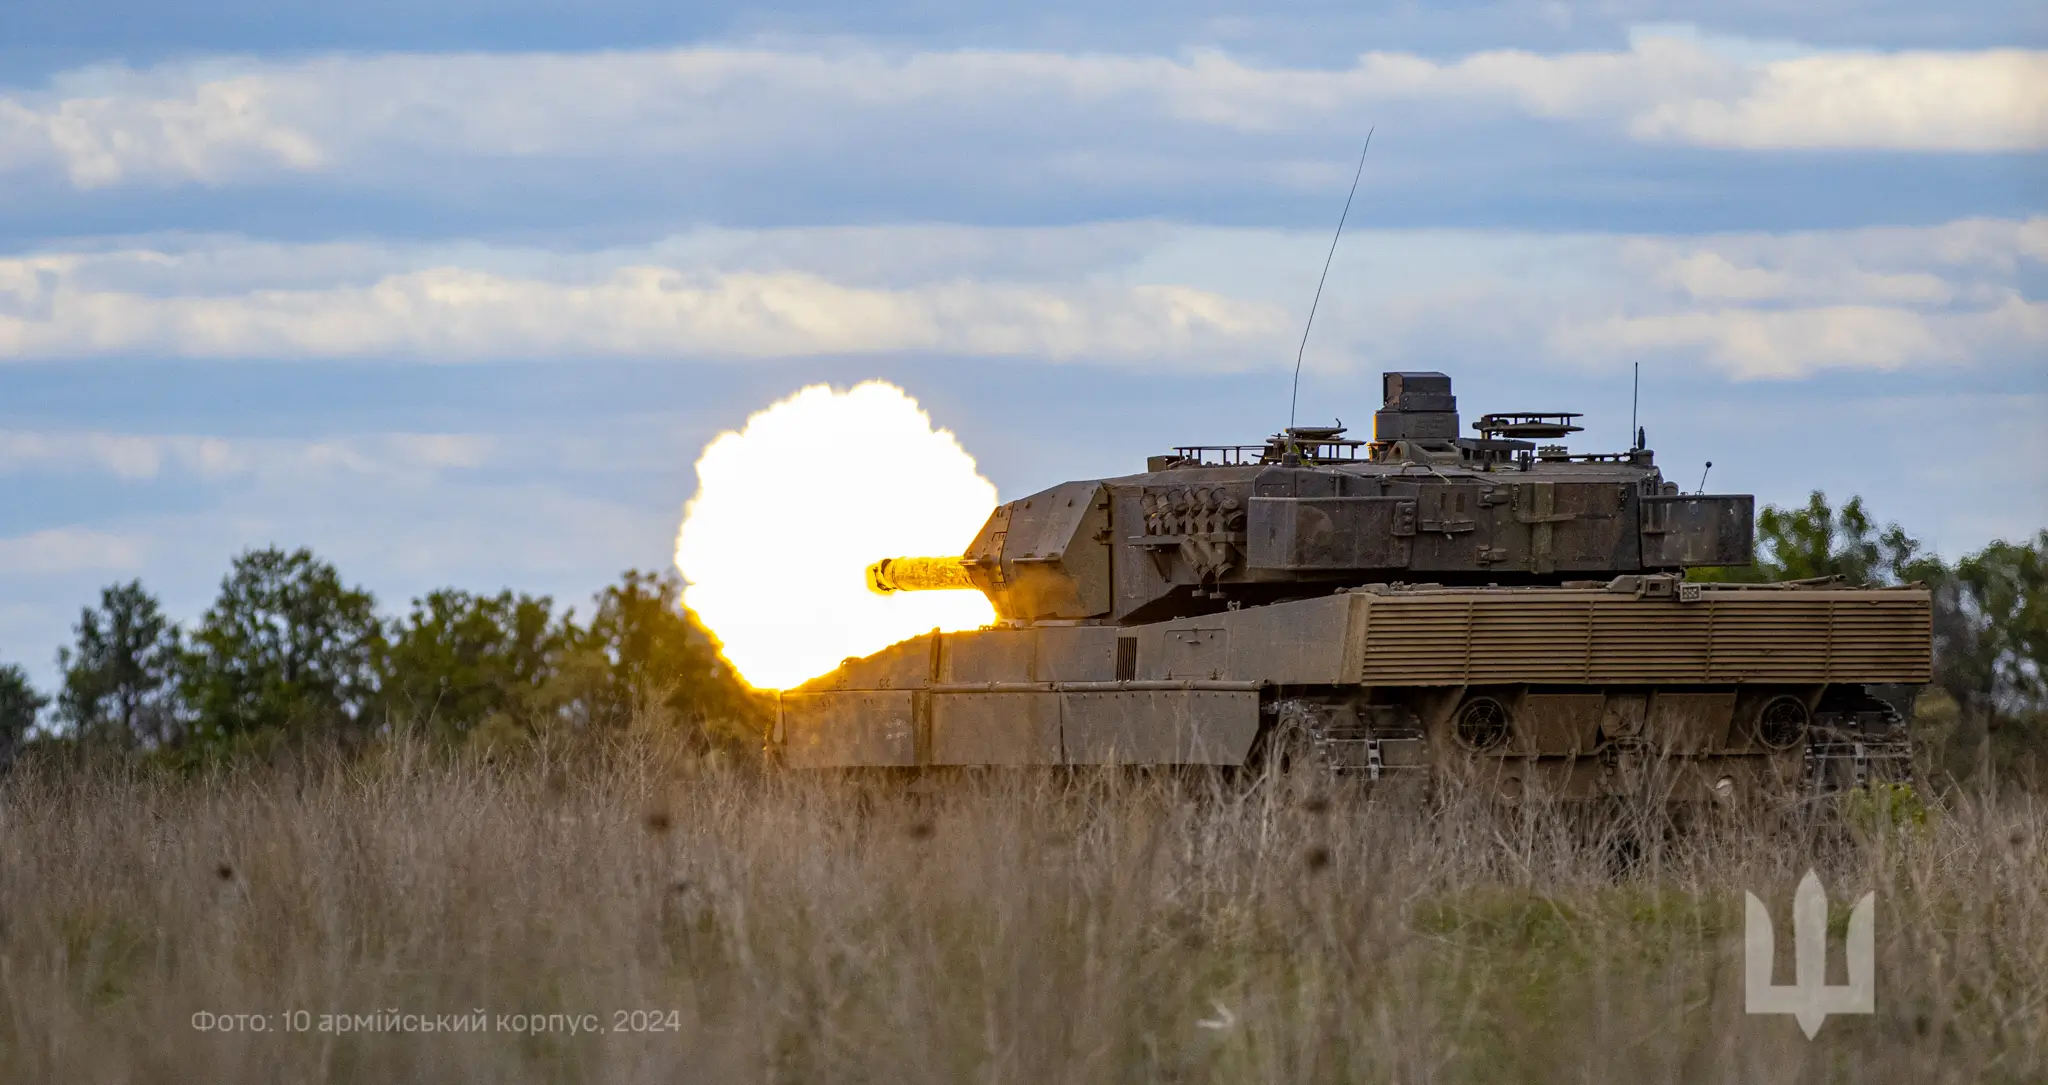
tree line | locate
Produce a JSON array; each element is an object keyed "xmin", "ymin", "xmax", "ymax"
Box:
[
  {"xmin": 0, "ymin": 493, "xmax": 2042, "ymax": 776},
  {"xmin": 1692, "ymin": 493, "xmax": 2045, "ymax": 784},
  {"xmin": 0, "ymin": 548, "xmax": 765, "ymax": 766}
]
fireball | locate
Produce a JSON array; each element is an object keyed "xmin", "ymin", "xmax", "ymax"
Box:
[{"xmin": 674, "ymin": 382, "xmax": 999, "ymax": 690}]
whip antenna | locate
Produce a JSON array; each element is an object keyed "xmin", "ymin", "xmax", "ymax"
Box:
[
  {"xmin": 1288, "ymin": 127, "xmax": 1373, "ymax": 435},
  {"xmin": 1630, "ymin": 362, "xmax": 1640, "ymax": 449}
]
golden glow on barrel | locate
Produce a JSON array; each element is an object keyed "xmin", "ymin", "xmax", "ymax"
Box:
[
  {"xmin": 865, "ymin": 556, "xmax": 977, "ymax": 594},
  {"xmin": 674, "ymin": 382, "xmax": 998, "ymax": 690}
]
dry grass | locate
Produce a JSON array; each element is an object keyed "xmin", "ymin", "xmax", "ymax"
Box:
[{"xmin": 1, "ymin": 739, "xmax": 2043, "ymax": 1084}]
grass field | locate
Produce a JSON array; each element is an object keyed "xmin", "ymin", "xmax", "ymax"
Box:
[{"xmin": 2, "ymin": 738, "xmax": 2042, "ymax": 1083}]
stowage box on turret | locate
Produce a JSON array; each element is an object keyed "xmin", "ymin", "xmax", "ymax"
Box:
[{"xmin": 776, "ymin": 373, "xmax": 1930, "ymax": 800}]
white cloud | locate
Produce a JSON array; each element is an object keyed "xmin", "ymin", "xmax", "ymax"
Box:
[
  {"xmin": 0, "ymin": 217, "xmax": 2038, "ymax": 378},
  {"xmin": 0, "ymin": 261, "xmax": 1288, "ymax": 364},
  {"xmin": 1509, "ymin": 217, "xmax": 2045, "ymax": 378},
  {"xmin": 1630, "ymin": 48, "xmax": 2048, "ymax": 151},
  {"xmin": 0, "ymin": 528, "xmax": 145, "ymax": 573},
  {"xmin": 0, "ymin": 76, "xmax": 325, "ymax": 187},
  {"xmin": 0, "ymin": 430, "xmax": 494, "ymax": 480},
  {"xmin": 1652, "ymin": 251, "xmax": 1956, "ymax": 305},
  {"xmin": 1553, "ymin": 304, "xmax": 1956, "ymax": 379},
  {"xmin": 0, "ymin": 34, "xmax": 2039, "ymax": 189},
  {"xmin": 1551, "ymin": 288, "xmax": 2047, "ymax": 380},
  {"xmin": 0, "ymin": 430, "xmax": 187, "ymax": 478}
]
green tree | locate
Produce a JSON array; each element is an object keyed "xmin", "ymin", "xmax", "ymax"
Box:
[
  {"xmin": 56, "ymin": 580, "xmax": 183, "ymax": 749},
  {"xmin": 380, "ymin": 589, "xmax": 567, "ymax": 739},
  {"xmin": 0, "ymin": 663, "xmax": 47, "ymax": 768},
  {"xmin": 182, "ymin": 547, "xmax": 383, "ymax": 743},
  {"xmin": 551, "ymin": 570, "xmax": 766, "ymax": 750},
  {"xmin": 1932, "ymin": 533, "xmax": 2047, "ymax": 764},
  {"xmin": 1694, "ymin": 491, "xmax": 1931, "ymax": 585},
  {"xmin": 1756, "ymin": 491, "xmax": 1929, "ymax": 584}
]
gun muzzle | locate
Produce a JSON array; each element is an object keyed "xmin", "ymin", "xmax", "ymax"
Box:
[{"xmin": 866, "ymin": 556, "xmax": 977, "ymax": 595}]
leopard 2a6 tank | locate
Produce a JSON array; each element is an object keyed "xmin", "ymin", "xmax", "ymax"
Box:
[{"xmin": 777, "ymin": 372, "xmax": 1931, "ymax": 800}]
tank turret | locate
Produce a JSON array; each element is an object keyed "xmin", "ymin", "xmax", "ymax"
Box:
[{"xmin": 871, "ymin": 371, "xmax": 1755, "ymax": 626}]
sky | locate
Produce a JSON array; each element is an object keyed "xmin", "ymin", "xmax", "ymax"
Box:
[{"xmin": 1, "ymin": 1, "xmax": 2043, "ymax": 690}]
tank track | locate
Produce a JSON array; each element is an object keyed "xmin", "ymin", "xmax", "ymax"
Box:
[
  {"xmin": 1266, "ymin": 699, "xmax": 1428, "ymax": 781},
  {"xmin": 1804, "ymin": 697, "xmax": 1913, "ymax": 794},
  {"xmin": 1264, "ymin": 692, "xmax": 1915, "ymax": 799}
]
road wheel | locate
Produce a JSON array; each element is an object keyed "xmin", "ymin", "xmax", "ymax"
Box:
[
  {"xmin": 1454, "ymin": 696, "xmax": 1512, "ymax": 751},
  {"xmin": 1756, "ymin": 696, "xmax": 1810, "ymax": 750}
]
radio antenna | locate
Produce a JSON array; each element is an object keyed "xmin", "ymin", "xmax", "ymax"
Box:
[
  {"xmin": 1630, "ymin": 362, "xmax": 1640, "ymax": 450},
  {"xmin": 1287, "ymin": 127, "xmax": 1373, "ymax": 436}
]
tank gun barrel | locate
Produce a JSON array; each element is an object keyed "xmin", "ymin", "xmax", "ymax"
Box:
[{"xmin": 865, "ymin": 556, "xmax": 978, "ymax": 595}]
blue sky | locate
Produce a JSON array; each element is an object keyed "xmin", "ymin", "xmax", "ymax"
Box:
[{"xmin": 1, "ymin": 2, "xmax": 2043, "ymax": 690}]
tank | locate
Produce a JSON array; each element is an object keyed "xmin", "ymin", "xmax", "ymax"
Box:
[{"xmin": 775, "ymin": 372, "xmax": 1930, "ymax": 800}]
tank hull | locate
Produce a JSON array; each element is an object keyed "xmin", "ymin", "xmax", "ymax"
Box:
[{"xmin": 775, "ymin": 580, "xmax": 1931, "ymax": 799}]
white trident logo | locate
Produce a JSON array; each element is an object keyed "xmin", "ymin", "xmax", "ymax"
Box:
[{"xmin": 1744, "ymin": 870, "xmax": 1876, "ymax": 1038}]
